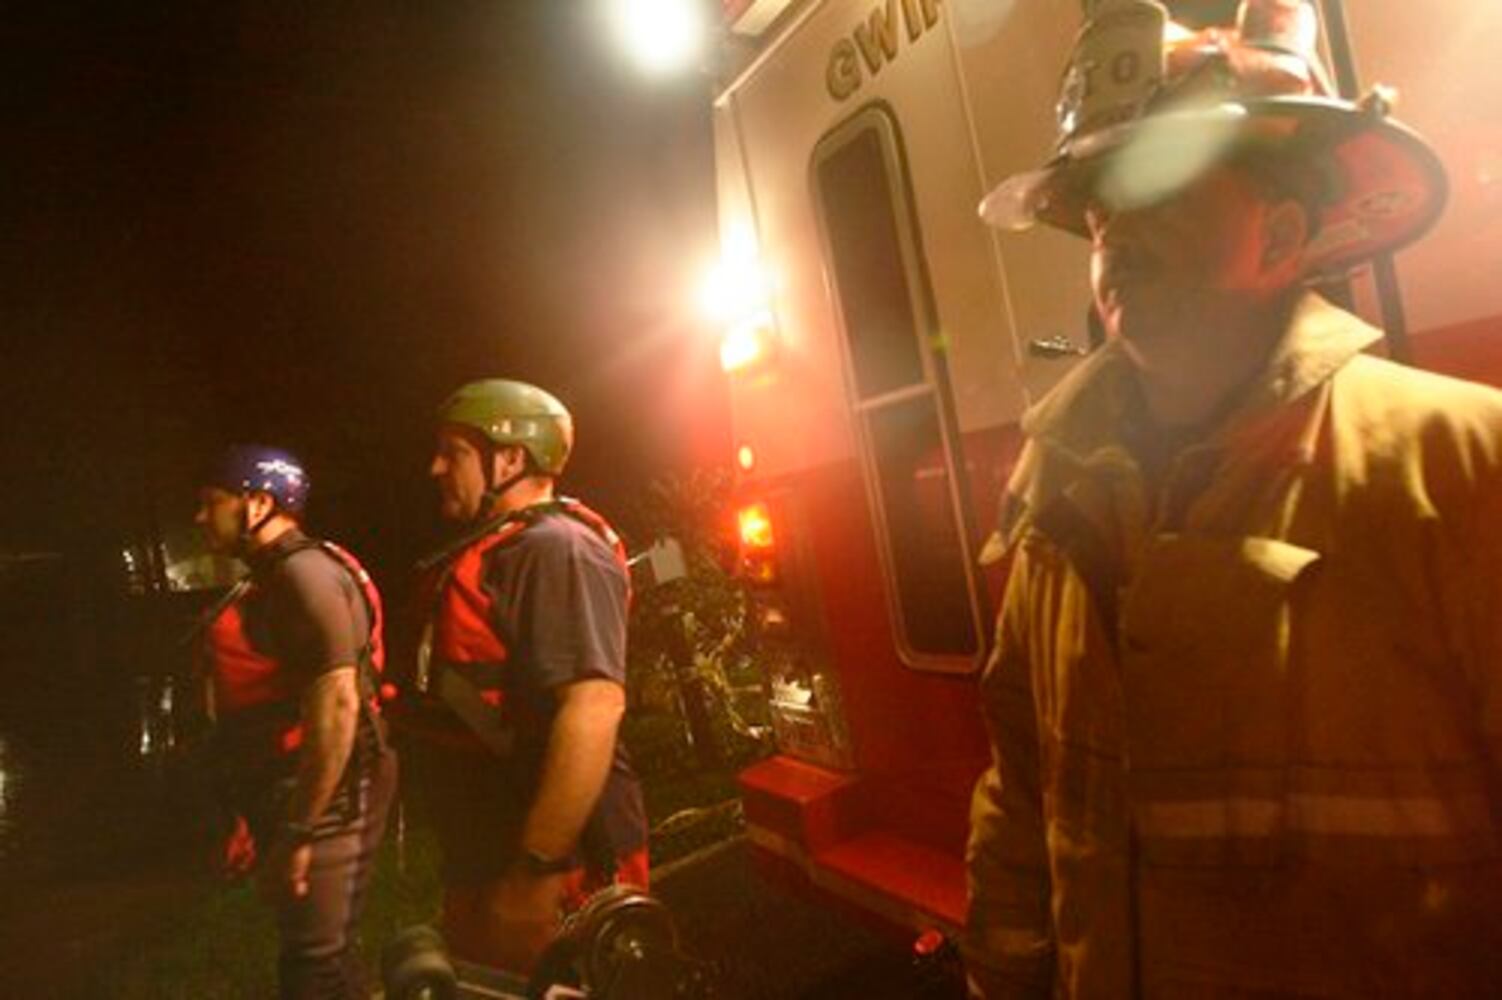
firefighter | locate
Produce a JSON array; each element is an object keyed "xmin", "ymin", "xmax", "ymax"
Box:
[
  {"xmin": 397, "ymin": 379, "xmax": 647, "ymax": 974},
  {"xmin": 195, "ymin": 445, "xmax": 398, "ymax": 999},
  {"xmin": 965, "ymin": 0, "xmax": 1502, "ymax": 995}
]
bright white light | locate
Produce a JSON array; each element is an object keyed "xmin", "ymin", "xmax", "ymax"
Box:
[
  {"xmin": 608, "ymin": 0, "xmax": 705, "ymax": 76},
  {"xmin": 720, "ymin": 323, "xmax": 772, "ymax": 372},
  {"xmin": 700, "ymin": 259, "xmax": 773, "ymax": 325},
  {"xmin": 702, "ymin": 221, "xmax": 777, "ymax": 372},
  {"xmin": 699, "ymin": 223, "xmax": 774, "ymax": 324}
]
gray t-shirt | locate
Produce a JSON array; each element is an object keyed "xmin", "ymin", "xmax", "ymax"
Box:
[{"xmin": 247, "ymin": 529, "xmax": 373, "ymax": 683}]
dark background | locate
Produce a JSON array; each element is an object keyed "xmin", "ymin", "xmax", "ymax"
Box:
[
  {"xmin": 2, "ymin": 0, "xmax": 727, "ymax": 592},
  {"xmin": 0, "ymin": 0, "xmax": 1246, "ymax": 593}
]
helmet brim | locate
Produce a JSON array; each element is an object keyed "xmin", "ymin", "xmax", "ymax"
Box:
[{"xmin": 978, "ymin": 95, "xmax": 1449, "ymax": 276}]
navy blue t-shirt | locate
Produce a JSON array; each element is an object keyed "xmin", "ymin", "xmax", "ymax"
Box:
[
  {"xmin": 479, "ymin": 511, "xmax": 629, "ymax": 708},
  {"xmin": 476, "ymin": 508, "xmax": 644, "ymax": 860}
]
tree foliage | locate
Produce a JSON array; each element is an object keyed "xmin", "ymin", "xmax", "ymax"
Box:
[{"xmin": 621, "ymin": 466, "xmax": 772, "ymax": 776}]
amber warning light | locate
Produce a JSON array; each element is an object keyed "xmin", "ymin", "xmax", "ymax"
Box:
[
  {"xmin": 737, "ymin": 500, "xmax": 778, "ymax": 585},
  {"xmin": 738, "ymin": 502, "xmax": 774, "ymax": 550}
]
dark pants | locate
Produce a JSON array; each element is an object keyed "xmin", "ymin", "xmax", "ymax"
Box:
[
  {"xmin": 409, "ymin": 738, "xmax": 526, "ymax": 886},
  {"xmin": 409, "ymin": 738, "xmax": 646, "ymax": 888},
  {"xmin": 264, "ymin": 747, "xmax": 398, "ymax": 1000}
]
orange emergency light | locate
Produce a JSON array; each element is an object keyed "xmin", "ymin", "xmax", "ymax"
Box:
[
  {"xmin": 738, "ymin": 501, "xmax": 774, "ymax": 550},
  {"xmin": 737, "ymin": 500, "xmax": 778, "ymax": 584}
]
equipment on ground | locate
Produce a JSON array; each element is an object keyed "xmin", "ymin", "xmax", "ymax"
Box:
[{"xmin": 381, "ymin": 886, "xmax": 712, "ymax": 1000}]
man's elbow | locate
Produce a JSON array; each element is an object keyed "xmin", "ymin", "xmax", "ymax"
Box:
[
  {"xmin": 562, "ymin": 679, "xmax": 626, "ymax": 727},
  {"xmin": 332, "ymin": 686, "xmax": 361, "ymax": 724},
  {"xmin": 306, "ymin": 666, "xmax": 361, "ymax": 727}
]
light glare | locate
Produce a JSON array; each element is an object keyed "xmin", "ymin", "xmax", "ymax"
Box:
[
  {"xmin": 700, "ymin": 254, "xmax": 772, "ymax": 325},
  {"xmin": 1098, "ymin": 106, "xmax": 1241, "ymax": 213},
  {"xmin": 738, "ymin": 502, "xmax": 775, "ymax": 550},
  {"xmin": 609, "ymin": 0, "xmax": 704, "ymax": 75},
  {"xmin": 705, "ymin": 221, "xmax": 778, "ymax": 372},
  {"xmin": 720, "ymin": 323, "xmax": 770, "ymax": 372}
]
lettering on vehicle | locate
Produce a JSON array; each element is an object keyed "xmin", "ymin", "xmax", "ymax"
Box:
[{"xmin": 827, "ymin": 0, "xmax": 943, "ymax": 102}]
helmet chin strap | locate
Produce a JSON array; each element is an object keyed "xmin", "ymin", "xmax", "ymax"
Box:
[
  {"xmin": 478, "ymin": 469, "xmax": 531, "ymax": 520},
  {"xmin": 238, "ymin": 493, "xmax": 277, "ymax": 551},
  {"xmin": 476, "ymin": 445, "xmax": 531, "ymax": 523}
]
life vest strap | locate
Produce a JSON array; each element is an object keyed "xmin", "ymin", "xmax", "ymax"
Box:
[{"xmin": 411, "ymin": 498, "xmax": 627, "ymax": 756}]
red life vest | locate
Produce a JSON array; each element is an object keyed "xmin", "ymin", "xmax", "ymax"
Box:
[
  {"xmin": 202, "ymin": 539, "xmax": 385, "ymax": 759},
  {"xmin": 409, "ymin": 499, "xmax": 627, "ymax": 733},
  {"xmin": 404, "ymin": 500, "xmax": 647, "ymax": 882}
]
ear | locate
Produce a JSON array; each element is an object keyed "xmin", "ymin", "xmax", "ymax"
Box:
[
  {"xmin": 245, "ymin": 491, "xmax": 275, "ymax": 524},
  {"xmin": 1261, "ymin": 198, "xmax": 1310, "ymax": 278},
  {"xmin": 493, "ymin": 444, "xmax": 527, "ymax": 481}
]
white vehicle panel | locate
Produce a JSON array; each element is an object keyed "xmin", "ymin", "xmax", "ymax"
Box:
[
  {"xmin": 953, "ymin": 0, "xmax": 1094, "ymax": 408},
  {"xmin": 716, "ymin": 0, "xmax": 1039, "ymax": 481},
  {"xmin": 1344, "ymin": 0, "xmax": 1502, "ymax": 337}
]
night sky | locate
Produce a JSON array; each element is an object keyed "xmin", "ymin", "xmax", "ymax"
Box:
[{"xmin": 2, "ymin": 1, "xmax": 727, "ymax": 584}]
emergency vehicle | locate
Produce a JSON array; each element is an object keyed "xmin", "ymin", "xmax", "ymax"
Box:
[{"xmin": 705, "ymin": 0, "xmax": 1502, "ymax": 937}]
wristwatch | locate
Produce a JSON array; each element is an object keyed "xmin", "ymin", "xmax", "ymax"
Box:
[{"xmin": 520, "ymin": 848, "xmax": 574, "ymax": 876}]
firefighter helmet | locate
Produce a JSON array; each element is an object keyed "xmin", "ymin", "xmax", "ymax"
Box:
[
  {"xmin": 438, "ymin": 379, "xmax": 574, "ymax": 476},
  {"xmin": 208, "ymin": 445, "xmax": 311, "ymax": 515},
  {"xmin": 979, "ymin": 0, "xmax": 1447, "ymax": 275}
]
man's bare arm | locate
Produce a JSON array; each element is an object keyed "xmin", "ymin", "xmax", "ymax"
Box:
[
  {"xmin": 285, "ymin": 665, "xmax": 361, "ymax": 828},
  {"xmin": 519, "ymin": 678, "xmax": 626, "ymax": 860}
]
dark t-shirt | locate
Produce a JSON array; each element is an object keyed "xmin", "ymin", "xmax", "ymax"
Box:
[
  {"xmin": 243, "ymin": 528, "xmax": 372, "ymax": 684},
  {"xmin": 221, "ymin": 529, "xmax": 378, "ymax": 822},
  {"xmin": 469, "ymin": 508, "xmax": 644, "ymax": 864},
  {"xmin": 479, "ymin": 512, "xmax": 629, "ymax": 713}
]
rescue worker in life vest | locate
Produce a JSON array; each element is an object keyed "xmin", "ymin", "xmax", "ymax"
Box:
[
  {"xmin": 396, "ymin": 379, "xmax": 647, "ymax": 973},
  {"xmin": 965, "ymin": 0, "xmax": 1502, "ymax": 995},
  {"xmin": 195, "ymin": 446, "xmax": 398, "ymax": 999}
]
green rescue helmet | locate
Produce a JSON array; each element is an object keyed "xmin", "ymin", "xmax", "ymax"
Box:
[{"xmin": 439, "ymin": 379, "xmax": 574, "ymax": 476}]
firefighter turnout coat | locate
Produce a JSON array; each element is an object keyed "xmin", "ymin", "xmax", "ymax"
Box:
[{"xmin": 965, "ymin": 293, "xmax": 1502, "ymax": 996}]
